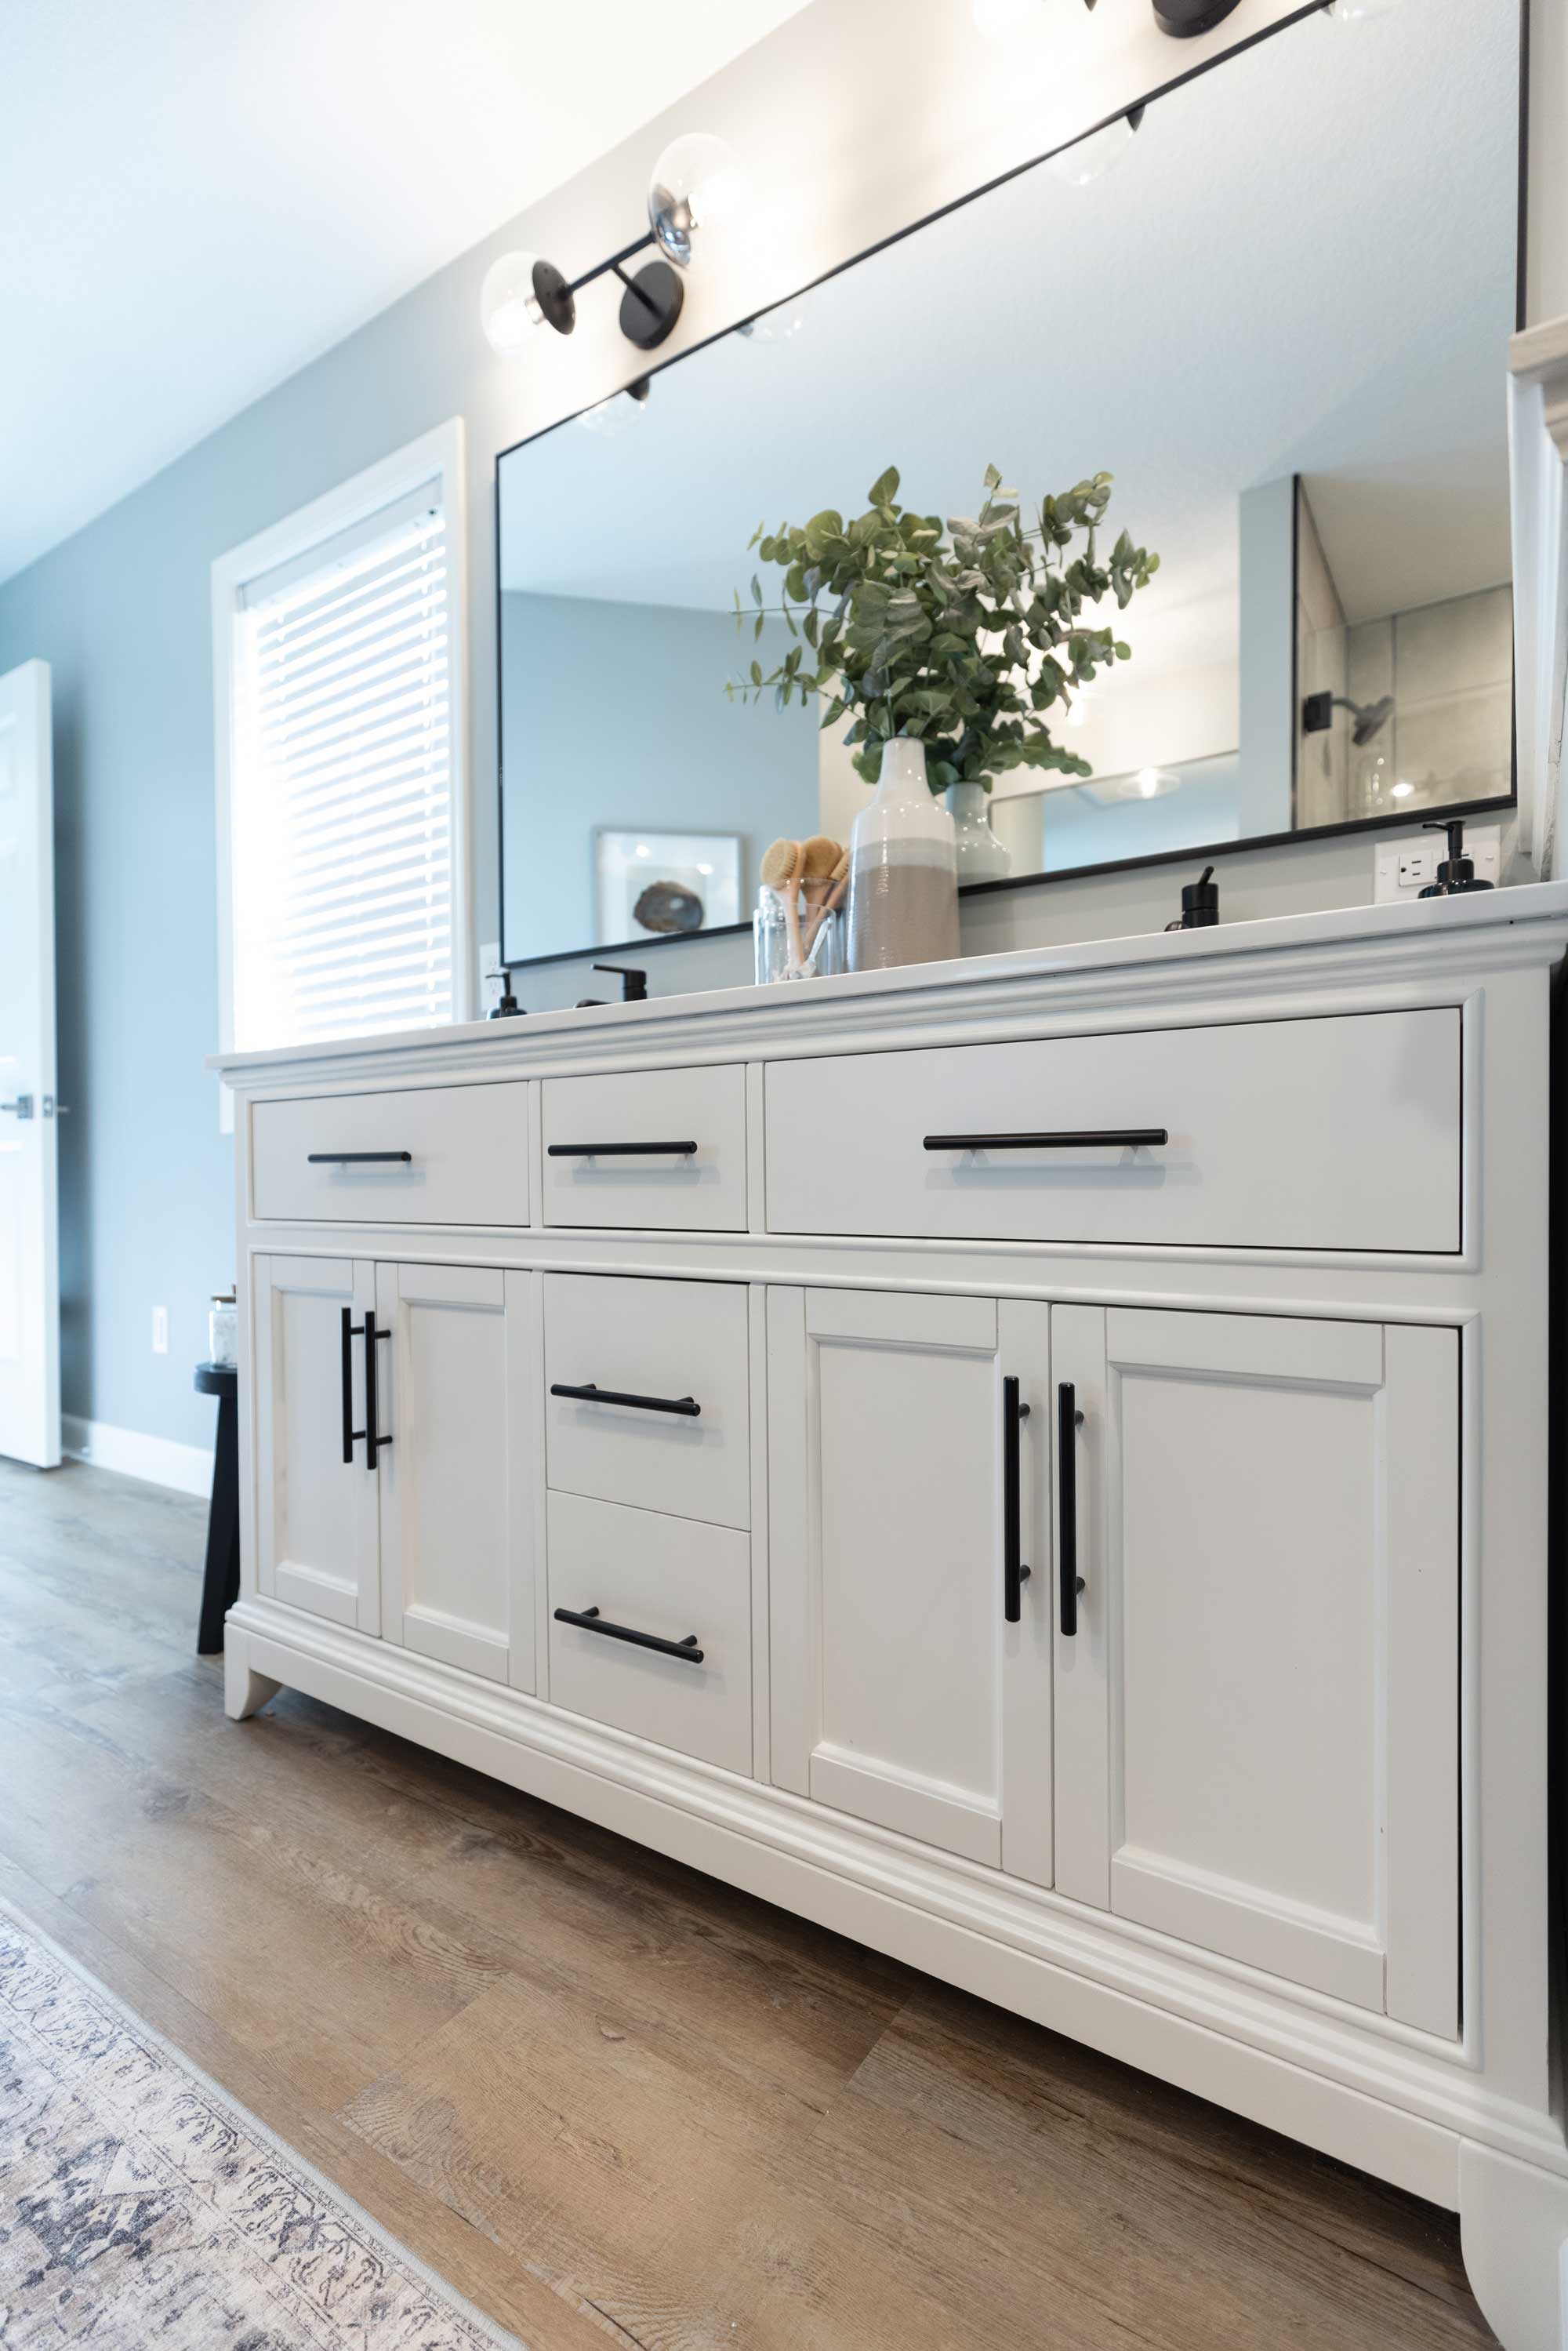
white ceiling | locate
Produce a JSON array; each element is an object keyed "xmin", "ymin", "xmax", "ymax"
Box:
[
  {"xmin": 0, "ymin": 0, "xmax": 812, "ymax": 585},
  {"xmin": 499, "ymin": 0, "xmax": 1518, "ymax": 670}
]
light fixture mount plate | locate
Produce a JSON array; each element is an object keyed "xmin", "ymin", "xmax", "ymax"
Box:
[
  {"xmin": 619, "ymin": 260, "xmax": 684, "ymax": 351},
  {"xmin": 1152, "ymin": 0, "xmax": 1242, "ymax": 32},
  {"xmin": 532, "ymin": 260, "xmax": 575, "ymax": 336}
]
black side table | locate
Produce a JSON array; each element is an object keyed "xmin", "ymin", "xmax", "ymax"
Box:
[{"xmin": 194, "ymin": 1361, "xmax": 239, "ymax": 1655}]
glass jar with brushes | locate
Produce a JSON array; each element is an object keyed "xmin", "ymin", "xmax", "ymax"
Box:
[{"xmin": 753, "ymin": 834, "xmax": 848, "ymax": 983}]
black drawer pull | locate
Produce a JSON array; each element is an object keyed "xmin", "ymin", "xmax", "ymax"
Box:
[
  {"xmin": 308, "ymin": 1150, "xmax": 413, "ymax": 1164},
  {"xmin": 1003, "ymin": 1375, "xmax": 1032, "ymax": 1623},
  {"xmin": 1058, "ymin": 1382, "xmax": 1086, "ymax": 1636},
  {"xmin": 924, "ymin": 1129, "xmax": 1168, "ymax": 1152},
  {"xmin": 547, "ymin": 1139, "xmax": 699, "ymax": 1157},
  {"xmin": 550, "ymin": 1381, "xmax": 700, "ymax": 1419},
  {"xmin": 554, "ymin": 1605, "xmax": 703, "ymax": 1663}
]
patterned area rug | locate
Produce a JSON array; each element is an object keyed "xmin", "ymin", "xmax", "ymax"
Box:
[{"xmin": 0, "ymin": 1902, "xmax": 524, "ymax": 2349}]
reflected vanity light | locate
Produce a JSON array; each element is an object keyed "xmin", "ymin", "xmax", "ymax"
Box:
[
  {"xmin": 972, "ymin": 0, "xmax": 1247, "ymax": 47},
  {"xmin": 738, "ymin": 303, "xmax": 808, "ymax": 346},
  {"xmin": 577, "ymin": 377, "xmax": 651, "ymax": 438},
  {"xmin": 481, "ymin": 132, "xmax": 746, "ymax": 362},
  {"xmin": 1047, "ymin": 106, "xmax": 1144, "ymax": 186}
]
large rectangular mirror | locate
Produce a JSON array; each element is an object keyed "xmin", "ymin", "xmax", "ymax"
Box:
[{"xmin": 498, "ymin": 0, "xmax": 1519, "ymax": 970}]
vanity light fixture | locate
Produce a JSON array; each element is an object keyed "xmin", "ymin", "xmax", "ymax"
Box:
[
  {"xmin": 480, "ymin": 133, "xmax": 745, "ymax": 362},
  {"xmin": 1152, "ymin": 0, "xmax": 1241, "ymax": 34}
]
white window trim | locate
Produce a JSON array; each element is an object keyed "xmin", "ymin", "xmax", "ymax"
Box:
[{"xmin": 212, "ymin": 420, "xmax": 471, "ymax": 1122}]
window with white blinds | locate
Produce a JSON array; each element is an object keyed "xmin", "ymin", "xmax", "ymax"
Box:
[{"xmin": 216, "ymin": 424, "xmax": 467, "ymax": 1061}]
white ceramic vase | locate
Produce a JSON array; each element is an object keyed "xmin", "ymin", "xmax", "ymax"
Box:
[
  {"xmin": 944, "ymin": 779, "xmax": 1011, "ymax": 881},
  {"xmin": 845, "ymin": 737, "xmax": 960, "ymax": 972}
]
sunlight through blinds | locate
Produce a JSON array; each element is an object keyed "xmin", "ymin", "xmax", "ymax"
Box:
[{"xmin": 230, "ymin": 483, "xmax": 452, "ymax": 1048}]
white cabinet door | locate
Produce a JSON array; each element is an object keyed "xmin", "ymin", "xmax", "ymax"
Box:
[
  {"xmin": 1053, "ymin": 1305, "xmax": 1458, "ymax": 2035},
  {"xmin": 254, "ymin": 1253, "xmax": 379, "ymax": 1633},
  {"xmin": 768, "ymin": 1287, "xmax": 1052, "ymax": 1881},
  {"xmin": 376, "ymin": 1262, "xmax": 536, "ymax": 1689}
]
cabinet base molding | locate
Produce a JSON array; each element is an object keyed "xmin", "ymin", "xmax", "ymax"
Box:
[
  {"xmin": 223, "ymin": 1599, "xmax": 1564, "ymax": 2222},
  {"xmin": 1459, "ymin": 2142, "xmax": 1568, "ymax": 2351}
]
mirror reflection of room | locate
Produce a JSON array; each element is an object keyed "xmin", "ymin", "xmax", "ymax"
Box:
[{"xmin": 497, "ymin": 0, "xmax": 1514, "ymax": 969}]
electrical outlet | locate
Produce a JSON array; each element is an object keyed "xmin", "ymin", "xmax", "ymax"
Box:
[
  {"xmin": 151, "ymin": 1306, "xmax": 169, "ymax": 1355},
  {"xmin": 480, "ymin": 942, "xmax": 503, "ymax": 1017},
  {"xmin": 1374, "ymin": 823, "xmax": 1501, "ymax": 905}
]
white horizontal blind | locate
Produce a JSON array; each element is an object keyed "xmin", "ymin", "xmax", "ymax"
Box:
[{"xmin": 229, "ymin": 483, "xmax": 454, "ymax": 1049}]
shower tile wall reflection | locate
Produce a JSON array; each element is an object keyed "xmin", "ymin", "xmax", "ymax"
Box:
[{"xmin": 1346, "ymin": 585, "xmax": 1512, "ymax": 818}]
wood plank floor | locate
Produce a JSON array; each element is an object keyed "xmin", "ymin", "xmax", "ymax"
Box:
[{"xmin": 0, "ymin": 1457, "xmax": 1496, "ymax": 2351}]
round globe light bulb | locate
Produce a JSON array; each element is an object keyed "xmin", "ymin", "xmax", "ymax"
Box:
[
  {"xmin": 480, "ymin": 251, "xmax": 547, "ymax": 355},
  {"xmin": 1047, "ymin": 114, "xmax": 1137, "ymax": 187},
  {"xmin": 648, "ymin": 133, "xmax": 747, "ymax": 267},
  {"xmin": 972, "ymin": 0, "xmax": 1042, "ymax": 37}
]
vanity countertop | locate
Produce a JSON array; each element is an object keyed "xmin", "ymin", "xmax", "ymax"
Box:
[{"xmin": 212, "ymin": 878, "xmax": 1568, "ymax": 1087}]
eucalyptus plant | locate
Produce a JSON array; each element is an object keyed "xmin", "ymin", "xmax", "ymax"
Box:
[{"xmin": 729, "ymin": 464, "xmax": 1157, "ymax": 790}]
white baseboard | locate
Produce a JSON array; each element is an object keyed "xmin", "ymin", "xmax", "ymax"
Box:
[{"xmin": 62, "ymin": 1414, "xmax": 212, "ymax": 1499}]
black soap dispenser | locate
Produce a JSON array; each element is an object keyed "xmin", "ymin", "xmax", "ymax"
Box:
[
  {"xmin": 1166, "ymin": 864, "xmax": 1219, "ymax": 931},
  {"xmin": 1418, "ymin": 820, "xmax": 1494, "ymax": 898}
]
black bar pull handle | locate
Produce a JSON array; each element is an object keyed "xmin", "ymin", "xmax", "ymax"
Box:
[
  {"xmin": 308, "ymin": 1150, "xmax": 413, "ymax": 1164},
  {"xmin": 546, "ymin": 1140, "xmax": 698, "ymax": 1157},
  {"xmin": 342, "ymin": 1307, "xmax": 391, "ymax": 1465},
  {"xmin": 363, "ymin": 1310, "xmax": 392, "ymax": 1470},
  {"xmin": 1003, "ymin": 1375, "xmax": 1032, "ymax": 1623},
  {"xmin": 550, "ymin": 1381, "xmax": 700, "ymax": 1419},
  {"xmin": 1058, "ymin": 1382, "xmax": 1087, "ymax": 1636},
  {"xmin": 554, "ymin": 1605, "xmax": 703, "ymax": 1664},
  {"xmin": 924, "ymin": 1129, "xmax": 1168, "ymax": 1152},
  {"xmin": 340, "ymin": 1306, "xmax": 357, "ymax": 1464}
]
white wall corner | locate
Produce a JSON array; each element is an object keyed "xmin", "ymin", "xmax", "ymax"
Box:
[{"xmin": 62, "ymin": 1414, "xmax": 213, "ymax": 1500}]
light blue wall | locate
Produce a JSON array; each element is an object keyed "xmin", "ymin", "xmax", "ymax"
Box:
[
  {"xmin": 0, "ymin": 222, "xmax": 532, "ymax": 1452},
  {"xmin": 500, "ymin": 593, "xmax": 815, "ymax": 965}
]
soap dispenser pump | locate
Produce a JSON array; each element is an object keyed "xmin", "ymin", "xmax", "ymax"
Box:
[
  {"xmin": 1165, "ymin": 864, "xmax": 1219, "ymax": 931},
  {"xmin": 1418, "ymin": 820, "xmax": 1494, "ymax": 898}
]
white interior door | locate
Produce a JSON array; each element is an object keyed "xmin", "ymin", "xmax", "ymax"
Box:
[
  {"xmin": 768, "ymin": 1286, "xmax": 1053, "ymax": 1881},
  {"xmin": 377, "ymin": 1260, "xmax": 535, "ymax": 1688},
  {"xmin": 1052, "ymin": 1304, "xmax": 1459, "ymax": 2036},
  {"xmin": 0, "ymin": 660, "xmax": 59, "ymax": 1467}
]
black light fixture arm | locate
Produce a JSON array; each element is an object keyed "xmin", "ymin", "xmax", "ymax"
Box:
[
  {"xmin": 564, "ymin": 228, "xmax": 659, "ymax": 300},
  {"xmin": 535, "ymin": 226, "xmax": 684, "ymax": 352}
]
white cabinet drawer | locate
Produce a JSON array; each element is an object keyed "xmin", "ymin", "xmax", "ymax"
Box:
[
  {"xmin": 544, "ymin": 1273, "xmax": 750, "ymax": 1529},
  {"xmin": 547, "ymin": 1491, "xmax": 751, "ymax": 1775},
  {"xmin": 539, "ymin": 1064, "xmax": 746, "ymax": 1229},
  {"xmin": 765, "ymin": 1009, "xmax": 1461, "ymax": 1253},
  {"xmin": 252, "ymin": 1083, "xmax": 529, "ymax": 1226}
]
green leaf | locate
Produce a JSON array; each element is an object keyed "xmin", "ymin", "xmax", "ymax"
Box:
[{"xmin": 867, "ymin": 466, "xmax": 900, "ymax": 508}]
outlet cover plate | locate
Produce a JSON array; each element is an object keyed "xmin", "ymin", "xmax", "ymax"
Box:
[
  {"xmin": 1374, "ymin": 823, "xmax": 1501, "ymax": 905},
  {"xmin": 480, "ymin": 943, "xmax": 503, "ymax": 1017}
]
